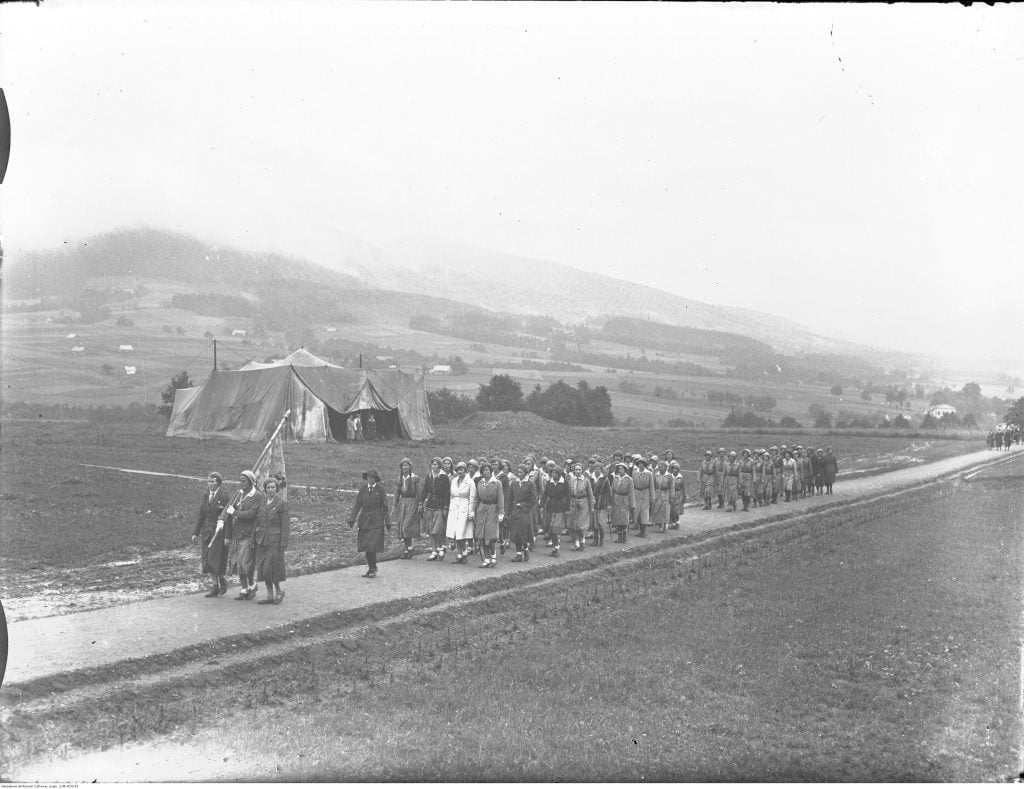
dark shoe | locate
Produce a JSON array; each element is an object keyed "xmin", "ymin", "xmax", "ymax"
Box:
[
  {"xmin": 511, "ymin": 553, "xmax": 524, "ymax": 562},
  {"xmin": 549, "ymin": 549, "xmax": 560, "ymax": 557},
  {"xmin": 363, "ymin": 569, "xmax": 377, "ymax": 578},
  {"xmin": 500, "ymin": 543, "xmax": 507, "ymax": 555},
  {"xmin": 204, "ymin": 589, "xmax": 219, "ymax": 598},
  {"xmin": 234, "ymin": 593, "xmax": 248, "ymax": 600},
  {"xmin": 218, "ymin": 581, "xmax": 228, "ymax": 596},
  {"xmin": 524, "ymin": 550, "xmax": 530, "ymax": 562},
  {"xmin": 257, "ymin": 598, "xmax": 276, "ymax": 605},
  {"xmin": 245, "ymin": 588, "xmax": 257, "ymax": 600}
]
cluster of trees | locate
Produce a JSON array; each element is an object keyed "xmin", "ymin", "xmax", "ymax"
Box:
[
  {"xmin": 706, "ymin": 390, "xmax": 744, "ymax": 405},
  {"xmin": 1004, "ymin": 397, "xmax": 1024, "ymax": 425},
  {"xmin": 428, "ymin": 375, "xmax": 615, "ymax": 427},
  {"xmin": 721, "ymin": 411, "xmax": 803, "ymax": 429}
]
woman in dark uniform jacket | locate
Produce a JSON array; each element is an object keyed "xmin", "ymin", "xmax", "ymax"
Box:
[
  {"xmin": 255, "ymin": 478, "xmax": 289, "ymax": 604},
  {"xmin": 226, "ymin": 470, "xmax": 264, "ymax": 600},
  {"xmin": 420, "ymin": 457, "xmax": 450, "ymax": 561},
  {"xmin": 191, "ymin": 471, "xmax": 232, "ymax": 597},
  {"xmin": 508, "ymin": 464, "xmax": 537, "ymax": 562},
  {"xmin": 347, "ymin": 468, "xmax": 391, "ymax": 578}
]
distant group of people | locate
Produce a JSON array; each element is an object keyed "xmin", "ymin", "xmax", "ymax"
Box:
[
  {"xmin": 987, "ymin": 425, "xmax": 1021, "ymax": 450},
  {"xmin": 345, "ymin": 411, "xmax": 378, "ymax": 441},
  {"xmin": 698, "ymin": 445, "xmax": 838, "ymax": 512}
]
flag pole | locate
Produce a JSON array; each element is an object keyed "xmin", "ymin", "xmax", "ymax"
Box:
[{"xmin": 209, "ymin": 409, "xmax": 290, "ymax": 547}]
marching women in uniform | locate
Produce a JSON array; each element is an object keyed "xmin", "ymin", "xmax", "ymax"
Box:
[
  {"xmin": 713, "ymin": 448, "xmax": 728, "ymax": 509},
  {"xmin": 496, "ymin": 459, "xmax": 513, "ymax": 554},
  {"xmin": 392, "ymin": 458, "xmax": 421, "ymax": 560},
  {"xmin": 192, "ymin": 471, "xmax": 231, "ymax": 597},
  {"xmin": 651, "ymin": 459, "xmax": 673, "ymax": 533},
  {"xmin": 540, "ymin": 466, "xmax": 569, "ymax": 557},
  {"xmin": 631, "ymin": 457, "xmax": 653, "ymax": 538},
  {"xmin": 590, "ymin": 461, "xmax": 611, "ymax": 546},
  {"xmin": 724, "ymin": 451, "xmax": 740, "ymax": 512},
  {"xmin": 347, "ymin": 468, "xmax": 392, "ymax": 578},
  {"xmin": 610, "ymin": 461, "xmax": 636, "ymax": 544},
  {"xmin": 738, "ymin": 449, "xmax": 754, "ymax": 512},
  {"xmin": 668, "ymin": 460, "xmax": 684, "ymax": 528},
  {"xmin": 822, "ymin": 447, "xmax": 838, "ymax": 494},
  {"xmin": 699, "ymin": 450, "xmax": 715, "ymax": 510},
  {"xmin": 782, "ymin": 450, "xmax": 797, "ymax": 502},
  {"xmin": 421, "ymin": 457, "xmax": 450, "ymax": 561},
  {"xmin": 508, "ymin": 464, "xmax": 537, "ymax": 562},
  {"xmin": 447, "ymin": 461, "xmax": 477, "ymax": 563},
  {"xmin": 255, "ymin": 477, "xmax": 289, "ymax": 604},
  {"xmin": 566, "ymin": 462, "xmax": 595, "ymax": 551},
  {"xmin": 474, "ymin": 462, "xmax": 504, "ymax": 568},
  {"xmin": 226, "ymin": 469, "xmax": 263, "ymax": 601}
]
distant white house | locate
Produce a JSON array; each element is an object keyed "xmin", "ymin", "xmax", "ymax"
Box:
[
  {"xmin": 430, "ymin": 364, "xmax": 452, "ymax": 375},
  {"xmin": 325, "ymin": 327, "xmax": 337, "ymax": 333},
  {"xmin": 124, "ymin": 365, "xmax": 137, "ymax": 375},
  {"xmin": 929, "ymin": 404, "xmax": 957, "ymax": 419},
  {"xmin": 231, "ymin": 329, "xmax": 247, "ymax": 337},
  {"xmin": 118, "ymin": 344, "xmax": 134, "ymax": 352},
  {"xmin": 66, "ymin": 333, "xmax": 77, "ymax": 339},
  {"xmin": 375, "ymin": 356, "xmax": 393, "ymax": 363},
  {"xmin": 70, "ymin": 346, "xmax": 85, "ymax": 354}
]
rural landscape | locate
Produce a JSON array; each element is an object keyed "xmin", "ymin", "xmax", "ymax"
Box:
[
  {"xmin": 3, "ymin": 2, "xmax": 1023, "ymax": 783},
  {"xmin": 2, "ymin": 226, "xmax": 1022, "ymax": 781}
]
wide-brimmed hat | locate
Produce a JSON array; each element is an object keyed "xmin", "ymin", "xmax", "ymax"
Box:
[
  {"xmin": 742, "ymin": 448, "xmax": 750, "ymax": 456},
  {"xmin": 635, "ymin": 457, "xmax": 648, "ymax": 467},
  {"xmin": 728, "ymin": 451, "xmax": 737, "ymax": 457},
  {"xmin": 718, "ymin": 447, "xmax": 726, "ymax": 453},
  {"xmin": 362, "ymin": 468, "xmax": 381, "ymax": 481},
  {"xmin": 614, "ymin": 460, "xmax": 628, "ymax": 470}
]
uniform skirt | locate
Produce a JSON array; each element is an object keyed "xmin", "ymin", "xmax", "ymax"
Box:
[
  {"xmin": 652, "ymin": 493, "xmax": 671, "ymax": 523},
  {"xmin": 634, "ymin": 488, "xmax": 652, "ymax": 525},
  {"xmin": 424, "ymin": 506, "xmax": 447, "ymax": 537},
  {"xmin": 200, "ymin": 530, "xmax": 227, "ymax": 575},
  {"xmin": 256, "ymin": 542, "xmax": 286, "ymax": 583},
  {"xmin": 475, "ymin": 501, "xmax": 501, "ymax": 541},
  {"xmin": 567, "ymin": 498, "xmax": 591, "ymax": 532},
  {"xmin": 394, "ymin": 496, "xmax": 420, "ymax": 540},
  {"xmin": 228, "ymin": 537, "xmax": 255, "ymax": 576},
  {"xmin": 509, "ymin": 505, "xmax": 535, "ymax": 546}
]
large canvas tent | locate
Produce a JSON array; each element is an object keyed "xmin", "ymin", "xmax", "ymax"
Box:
[{"xmin": 167, "ymin": 349, "xmax": 433, "ymax": 441}]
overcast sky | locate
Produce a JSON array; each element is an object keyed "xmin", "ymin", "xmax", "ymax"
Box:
[{"xmin": 2, "ymin": 2, "xmax": 1022, "ymax": 373}]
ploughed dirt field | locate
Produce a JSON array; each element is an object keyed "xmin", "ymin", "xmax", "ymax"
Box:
[
  {"xmin": 3, "ymin": 453, "xmax": 1020, "ymax": 781},
  {"xmin": 0, "ymin": 418, "xmax": 982, "ymax": 620}
]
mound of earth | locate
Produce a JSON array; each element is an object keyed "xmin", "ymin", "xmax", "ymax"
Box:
[{"xmin": 456, "ymin": 411, "xmax": 564, "ymax": 431}]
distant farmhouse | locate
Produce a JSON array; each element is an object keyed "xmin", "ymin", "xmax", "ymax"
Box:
[
  {"xmin": 231, "ymin": 329, "xmax": 247, "ymax": 337},
  {"xmin": 124, "ymin": 366, "xmax": 137, "ymax": 376},
  {"xmin": 429, "ymin": 364, "xmax": 452, "ymax": 375},
  {"xmin": 118, "ymin": 344, "xmax": 134, "ymax": 352},
  {"xmin": 70, "ymin": 346, "xmax": 85, "ymax": 354},
  {"xmin": 929, "ymin": 404, "xmax": 957, "ymax": 419}
]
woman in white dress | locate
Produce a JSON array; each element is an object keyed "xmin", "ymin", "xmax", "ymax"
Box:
[{"xmin": 446, "ymin": 461, "xmax": 478, "ymax": 563}]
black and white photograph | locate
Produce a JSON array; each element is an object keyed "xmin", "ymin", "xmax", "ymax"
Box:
[{"xmin": 1, "ymin": 0, "xmax": 1022, "ymax": 782}]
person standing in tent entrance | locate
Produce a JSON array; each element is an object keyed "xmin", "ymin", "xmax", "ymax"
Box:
[
  {"xmin": 255, "ymin": 478, "xmax": 289, "ymax": 604},
  {"xmin": 347, "ymin": 468, "xmax": 391, "ymax": 578},
  {"xmin": 366, "ymin": 412, "xmax": 377, "ymax": 441},
  {"xmin": 446, "ymin": 461, "xmax": 477, "ymax": 563},
  {"xmin": 422, "ymin": 457, "xmax": 450, "ymax": 561},
  {"xmin": 346, "ymin": 413, "xmax": 356, "ymax": 441},
  {"xmin": 225, "ymin": 470, "xmax": 263, "ymax": 600},
  {"xmin": 353, "ymin": 413, "xmax": 364, "ymax": 442},
  {"xmin": 191, "ymin": 471, "xmax": 232, "ymax": 597},
  {"xmin": 393, "ymin": 458, "xmax": 421, "ymax": 560}
]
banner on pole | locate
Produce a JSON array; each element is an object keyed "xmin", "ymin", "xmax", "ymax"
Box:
[{"xmin": 253, "ymin": 431, "xmax": 287, "ymax": 499}]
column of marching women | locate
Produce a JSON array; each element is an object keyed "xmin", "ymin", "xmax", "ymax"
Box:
[{"xmin": 189, "ymin": 444, "xmax": 843, "ymax": 592}]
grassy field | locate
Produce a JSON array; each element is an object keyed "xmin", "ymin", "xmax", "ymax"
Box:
[
  {"xmin": 4, "ymin": 462, "xmax": 1020, "ymax": 781},
  {"xmin": 0, "ymin": 418, "xmax": 982, "ymax": 619}
]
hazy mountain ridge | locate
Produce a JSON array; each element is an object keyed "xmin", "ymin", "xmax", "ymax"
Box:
[
  {"xmin": 332, "ymin": 234, "xmax": 891, "ymax": 359},
  {"xmin": 5, "ymin": 227, "xmax": 923, "ymax": 377}
]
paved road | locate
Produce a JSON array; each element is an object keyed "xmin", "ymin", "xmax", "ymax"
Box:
[{"xmin": 4, "ymin": 446, "xmax": 1019, "ymax": 686}]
